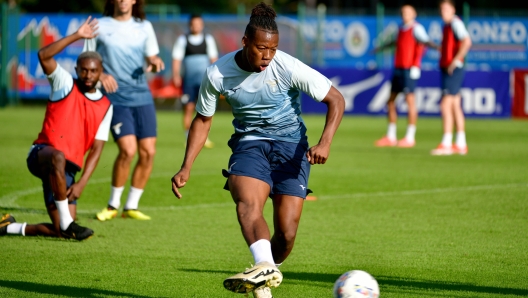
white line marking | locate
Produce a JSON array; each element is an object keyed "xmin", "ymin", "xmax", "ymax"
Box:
[
  {"xmin": 1, "ymin": 181, "xmax": 526, "ymax": 215},
  {"xmin": 0, "ymin": 171, "xmax": 217, "ymax": 208}
]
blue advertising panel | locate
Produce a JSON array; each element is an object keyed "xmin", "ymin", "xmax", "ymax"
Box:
[
  {"xmin": 301, "ymin": 16, "xmax": 528, "ymax": 70},
  {"xmin": 301, "ymin": 69, "xmax": 510, "ymax": 118}
]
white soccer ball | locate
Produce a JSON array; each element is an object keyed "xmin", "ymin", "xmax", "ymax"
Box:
[{"xmin": 333, "ymin": 270, "xmax": 380, "ymax": 298}]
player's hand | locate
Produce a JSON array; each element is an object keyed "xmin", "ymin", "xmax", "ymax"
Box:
[
  {"xmin": 306, "ymin": 143, "xmax": 331, "ymax": 165},
  {"xmin": 146, "ymin": 56, "xmax": 165, "ymax": 73},
  {"xmin": 66, "ymin": 182, "xmax": 85, "ymax": 202},
  {"xmin": 76, "ymin": 16, "xmax": 98, "ymax": 39},
  {"xmin": 171, "ymin": 168, "xmax": 190, "ymax": 199},
  {"xmin": 447, "ymin": 62, "xmax": 457, "ymax": 75},
  {"xmin": 173, "ymin": 75, "xmax": 182, "ymax": 88},
  {"xmin": 100, "ymin": 73, "xmax": 118, "ymax": 93}
]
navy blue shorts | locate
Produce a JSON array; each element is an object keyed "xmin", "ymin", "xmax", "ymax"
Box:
[
  {"xmin": 182, "ymin": 75, "xmax": 202, "ymax": 105},
  {"xmin": 110, "ymin": 104, "xmax": 157, "ymax": 141},
  {"xmin": 441, "ymin": 67, "xmax": 465, "ymax": 95},
  {"xmin": 223, "ymin": 140, "xmax": 311, "ymax": 199},
  {"xmin": 26, "ymin": 144, "xmax": 78, "ymax": 206},
  {"xmin": 391, "ymin": 68, "xmax": 416, "ymax": 94}
]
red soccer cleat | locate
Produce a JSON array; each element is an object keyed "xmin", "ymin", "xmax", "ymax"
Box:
[
  {"xmin": 430, "ymin": 144, "xmax": 454, "ymax": 156},
  {"xmin": 397, "ymin": 138, "xmax": 415, "ymax": 148},
  {"xmin": 375, "ymin": 136, "xmax": 397, "ymax": 147}
]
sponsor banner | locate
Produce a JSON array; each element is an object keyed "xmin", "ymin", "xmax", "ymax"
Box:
[
  {"xmin": 512, "ymin": 69, "xmax": 528, "ymax": 118},
  {"xmin": 301, "ymin": 68, "xmax": 510, "ymax": 118},
  {"xmin": 301, "ymin": 16, "xmax": 528, "ymax": 70}
]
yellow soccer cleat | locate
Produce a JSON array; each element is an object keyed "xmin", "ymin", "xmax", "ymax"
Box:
[
  {"xmin": 204, "ymin": 137, "xmax": 214, "ymax": 149},
  {"xmin": 224, "ymin": 262, "xmax": 282, "ymax": 294},
  {"xmin": 96, "ymin": 208, "xmax": 118, "ymax": 222},
  {"xmin": 122, "ymin": 210, "xmax": 151, "ymax": 220}
]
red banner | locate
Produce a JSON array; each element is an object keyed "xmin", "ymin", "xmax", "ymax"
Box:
[{"xmin": 512, "ymin": 69, "xmax": 528, "ymax": 118}]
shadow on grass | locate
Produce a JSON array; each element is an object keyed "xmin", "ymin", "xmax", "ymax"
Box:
[
  {"xmin": 180, "ymin": 269, "xmax": 528, "ymax": 296},
  {"xmin": 0, "ymin": 280, "xmax": 153, "ymax": 297}
]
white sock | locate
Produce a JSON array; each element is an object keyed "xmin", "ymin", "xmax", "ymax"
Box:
[
  {"xmin": 441, "ymin": 133, "xmax": 453, "ymax": 147},
  {"xmin": 124, "ymin": 186, "xmax": 144, "ymax": 210},
  {"xmin": 405, "ymin": 125, "xmax": 416, "ymax": 142},
  {"xmin": 55, "ymin": 199, "xmax": 74, "ymax": 230},
  {"xmin": 7, "ymin": 222, "xmax": 27, "ymax": 236},
  {"xmin": 456, "ymin": 131, "xmax": 467, "ymax": 148},
  {"xmin": 108, "ymin": 186, "xmax": 124, "ymax": 209},
  {"xmin": 387, "ymin": 123, "xmax": 397, "ymax": 141},
  {"xmin": 249, "ymin": 239, "xmax": 275, "ymax": 265}
]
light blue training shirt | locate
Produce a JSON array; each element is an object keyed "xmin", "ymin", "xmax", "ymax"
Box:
[
  {"xmin": 197, "ymin": 50, "xmax": 332, "ymax": 144},
  {"xmin": 84, "ymin": 17, "xmax": 160, "ymax": 107}
]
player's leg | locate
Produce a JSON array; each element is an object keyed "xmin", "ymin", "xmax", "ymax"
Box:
[
  {"xmin": 14, "ymin": 145, "xmax": 93, "ymax": 239},
  {"xmin": 223, "ymin": 141, "xmax": 282, "ymax": 294},
  {"xmin": 229, "ymin": 175, "xmax": 271, "ymax": 246},
  {"xmin": 122, "ymin": 104, "xmax": 157, "ymax": 220},
  {"xmin": 97, "ymin": 106, "xmax": 137, "ymax": 221},
  {"xmin": 376, "ymin": 92, "xmax": 399, "ymax": 147},
  {"xmin": 224, "ymin": 175, "xmax": 282, "ymax": 293},
  {"xmin": 432, "ymin": 70, "xmax": 455, "ymax": 155},
  {"xmin": 270, "ymin": 195, "xmax": 304, "ymax": 264},
  {"xmin": 453, "ymin": 94, "xmax": 467, "ymax": 154},
  {"xmin": 376, "ymin": 69, "xmax": 402, "ymax": 147},
  {"xmin": 398, "ymin": 69, "xmax": 418, "ymax": 147},
  {"xmin": 451, "ymin": 68, "xmax": 467, "ymax": 154}
]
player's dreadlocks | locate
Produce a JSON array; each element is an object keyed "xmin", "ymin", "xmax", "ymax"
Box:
[
  {"xmin": 245, "ymin": 2, "xmax": 278, "ymax": 40},
  {"xmin": 103, "ymin": 0, "xmax": 146, "ymax": 21}
]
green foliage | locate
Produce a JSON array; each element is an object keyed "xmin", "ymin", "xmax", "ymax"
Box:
[{"xmin": 0, "ymin": 107, "xmax": 527, "ymax": 297}]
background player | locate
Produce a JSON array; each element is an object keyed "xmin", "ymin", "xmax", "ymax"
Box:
[
  {"xmin": 431, "ymin": 0, "xmax": 472, "ymax": 155},
  {"xmin": 0, "ymin": 17, "xmax": 112, "ymax": 240},
  {"xmin": 84, "ymin": 0, "xmax": 165, "ymax": 221},
  {"xmin": 375, "ymin": 4, "xmax": 438, "ymax": 148},
  {"xmin": 172, "ymin": 13, "xmax": 218, "ymax": 148},
  {"xmin": 171, "ymin": 3, "xmax": 345, "ymax": 297}
]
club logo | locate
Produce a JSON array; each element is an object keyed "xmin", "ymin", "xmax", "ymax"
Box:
[{"xmin": 344, "ymin": 22, "xmax": 370, "ymax": 57}]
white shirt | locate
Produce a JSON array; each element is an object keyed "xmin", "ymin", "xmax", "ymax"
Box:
[
  {"xmin": 172, "ymin": 33, "xmax": 218, "ymax": 60},
  {"xmin": 47, "ymin": 64, "xmax": 113, "ymax": 141}
]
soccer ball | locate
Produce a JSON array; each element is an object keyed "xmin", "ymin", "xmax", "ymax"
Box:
[{"xmin": 333, "ymin": 270, "xmax": 380, "ymax": 298}]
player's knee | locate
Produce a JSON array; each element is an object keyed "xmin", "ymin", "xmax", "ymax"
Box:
[
  {"xmin": 119, "ymin": 147, "xmax": 137, "ymax": 161},
  {"xmin": 139, "ymin": 147, "xmax": 156, "ymax": 162},
  {"xmin": 50, "ymin": 151, "xmax": 66, "ymax": 170},
  {"xmin": 236, "ymin": 200, "xmax": 261, "ymax": 219},
  {"xmin": 275, "ymin": 229, "xmax": 297, "ymax": 248}
]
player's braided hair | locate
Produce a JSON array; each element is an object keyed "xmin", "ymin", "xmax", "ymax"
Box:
[
  {"xmin": 103, "ymin": 0, "xmax": 146, "ymax": 21},
  {"xmin": 77, "ymin": 51, "xmax": 103, "ymax": 65},
  {"xmin": 245, "ymin": 2, "xmax": 278, "ymax": 40}
]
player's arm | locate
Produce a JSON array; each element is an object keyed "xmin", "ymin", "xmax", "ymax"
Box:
[
  {"xmin": 171, "ymin": 36, "xmax": 186, "ymax": 87},
  {"xmin": 172, "ymin": 59, "xmax": 182, "ymax": 87},
  {"xmin": 144, "ymin": 21, "xmax": 165, "ymax": 73},
  {"xmin": 66, "ymin": 105, "xmax": 112, "ymax": 201},
  {"xmin": 171, "ymin": 113, "xmax": 213, "ymax": 199},
  {"xmin": 171, "ymin": 72, "xmax": 218, "ymax": 198},
  {"xmin": 66, "ymin": 139, "xmax": 105, "ymax": 201},
  {"xmin": 448, "ymin": 36, "xmax": 472, "ymax": 74},
  {"xmin": 307, "ymin": 86, "xmax": 345, "ymax": 165},
  {"xmin": 38, "ymin": 16, "xmax": 98, "ymax": 75}
]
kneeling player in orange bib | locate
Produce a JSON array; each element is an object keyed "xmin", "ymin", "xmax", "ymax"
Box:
[{"xmin": 0, "ymin": 17, "xmax": 113, "ymax": 241}]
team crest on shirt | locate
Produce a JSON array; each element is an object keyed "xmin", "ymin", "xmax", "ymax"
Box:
[{"xmin": 266, "ymin": 80, "xmax": 279, "ymax": 93}]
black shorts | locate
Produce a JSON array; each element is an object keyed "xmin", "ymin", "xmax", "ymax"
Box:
[
  {"xmin": 391, "ymin": 68, "xmax": 417, "ymax": 94},
  {"xmin": 26, "ymin": 144, "xmax": 78, "ymax": 206}
]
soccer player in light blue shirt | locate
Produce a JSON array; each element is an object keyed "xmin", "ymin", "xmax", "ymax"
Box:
[
  {"xmin": 84, "ymin": 0, "xmax": 164, "ymax": 221},
  {"xmin": 171, "ymin": 3, "xmax": 345, "ymax": 297}
]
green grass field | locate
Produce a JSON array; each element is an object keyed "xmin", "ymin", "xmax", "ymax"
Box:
[{"xmin": 1, "ymin": 106, "xmax": 527, "ymax": 297}]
